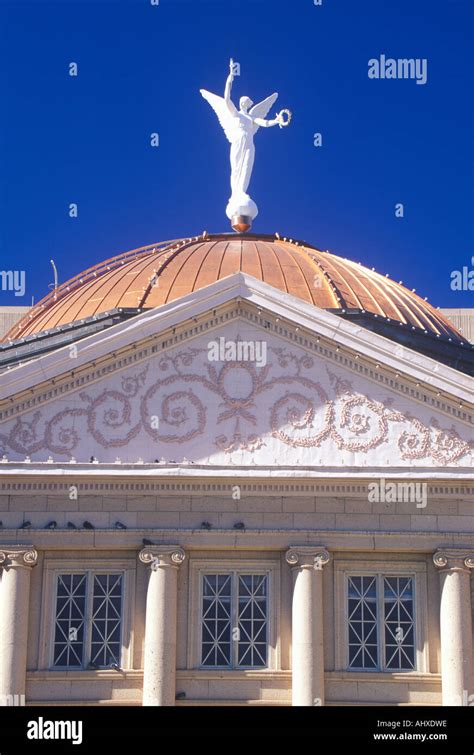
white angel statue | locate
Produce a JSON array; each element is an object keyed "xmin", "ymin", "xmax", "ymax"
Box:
[{"xmin": 200, "ymin": 59, "xmax": 291, "ymax": 231}]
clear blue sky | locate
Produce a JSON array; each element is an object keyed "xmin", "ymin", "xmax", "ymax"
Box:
[{"xmin": 1, "ymin": 0, "xmax": 472, "ymax": 307}]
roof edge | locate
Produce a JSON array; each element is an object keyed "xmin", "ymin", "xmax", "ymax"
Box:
[{"xmin": 1, "ymin": 272, "xmax": 472, "ymax": 406}]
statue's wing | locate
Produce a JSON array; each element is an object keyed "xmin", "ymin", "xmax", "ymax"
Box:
[
  {"xmin": 200, "ymin": 89, "xmax": 239, "ymax": 144},
  {"xmin": 249, "ymin": 92, "xmax": 278, "ymax": 133}
]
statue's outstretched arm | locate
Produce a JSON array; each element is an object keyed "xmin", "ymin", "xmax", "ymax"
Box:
[
  {"xmin": 253, "ymin": 115, "xmax": 281, "ymax": 128},
  {"xmin": 224, "ymin": 58, "xmax": 234, "ymax": 105}
]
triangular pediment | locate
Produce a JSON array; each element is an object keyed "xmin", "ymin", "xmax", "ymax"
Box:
[{"xmin": 0, "ymin": 274, "xmax": 471, "ymax": 471}]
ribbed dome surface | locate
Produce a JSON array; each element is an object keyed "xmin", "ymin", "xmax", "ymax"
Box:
[{"xmin": 4, "ymin": 233, "xmax": 464, "ymax": 344}]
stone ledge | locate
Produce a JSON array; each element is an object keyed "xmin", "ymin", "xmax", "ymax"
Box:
[
  {"xmin": 25, "ymin": 698, "xmax": 441, "ymax": 707},
  {"xmin": 176, "ymin": 699, "xmax": 289, "ymax": 706},
  {"xmin": 176, "ymin": 670, "xmax": 291, "ymax": 681},
  {"xmin": 26, "ymin": 700, "xmax": 141, "ymax": 706},
  {"xmin": 327, "ymin": 701, "xmax": 441, "ymax": 707},
  {"xmin": 327, "ymin": 672, "xmax": 441, "ymax": 684},
  {"xmin": 3, "ymin": 527, "xmax": 474, "ymax": 551},
  {"xmin": 27, "ymin": 670, "xmax": 143, "ymax": 682},
  {"xmin": 27, "ymin": 670, "xmax": 440, "ymax": 683}
]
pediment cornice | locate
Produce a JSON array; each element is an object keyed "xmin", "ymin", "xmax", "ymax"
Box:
[{"xmin": 1, "ymin": 276, "xmax": 472, "ymax": 427}]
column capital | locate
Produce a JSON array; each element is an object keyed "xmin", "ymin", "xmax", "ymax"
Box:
[
  {"xmin": 139, "ymin": 545, "xmax": 186, "ymax": 571},
  {"xmin": 0, "ymin": 546, "xmax": 38, "ymax": 569},
  {"xmin": 433, "ymin": 549, "xmax": 474, "ymax": 573},
  {"xmin": 286, "ymin": 546, "xmax": 330, "ymax": 570}
]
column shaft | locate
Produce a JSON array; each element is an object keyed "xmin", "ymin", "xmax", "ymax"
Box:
[
  {"xmin": 434, "ymin": 550, "xmax": 474, "ymax": 706},
  {"xmin": 139, "ymin": 546, "xmax": 185, "ymax": 706},
  {"xmin": 0, "ymin": 548, "xmax": 38, "ymax": 702},
  {"xmin": 286, "ymin": 547, "xmax": 330, "ymax": 706}
]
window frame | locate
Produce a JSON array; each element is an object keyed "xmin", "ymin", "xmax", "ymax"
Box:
[
  {"xmin": 39, "ymin": 557, "xmax": 135, "ymax": 671},
  {"xmin": 334, "ymin": 559, "xmax": 428, "ymax": 674},
  {"xmin": 188, "ymin": 558, "xmax": 280, "ymax": 671}
]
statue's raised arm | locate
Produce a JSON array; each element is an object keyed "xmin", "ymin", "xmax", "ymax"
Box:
[
  {"xmin": 200, "ymin": 60, "xmax": 292, "ymax": 232},
  {"xmin": 224, "ymin": 58, "xmax": 237, "ymax": 110},
  {"xmin": 200, "ymin": 59, "xmax": 239, "ymax": 142}
]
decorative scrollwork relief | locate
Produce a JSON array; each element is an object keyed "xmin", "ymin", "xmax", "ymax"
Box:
[{"xmin": 0, "ymin": 343, "xmax": 470, "ymax": 466}]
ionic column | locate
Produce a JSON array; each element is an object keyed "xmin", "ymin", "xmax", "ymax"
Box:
[
  {"xmin": 286, "ymin": 546, "xmax": 330, "ymax": 706},
  {"xmin": 139, "ymin": 545, "xmax": 186, "ymax": 706},
  {"xmin": 433, "ymin": 549, "xmax": 474, "ymax": 706},
  {"xmin": 0, "ymin": 547, "xmax": 38, "ymax": 702}
]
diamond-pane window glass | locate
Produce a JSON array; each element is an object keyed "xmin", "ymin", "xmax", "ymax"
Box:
[
  {"xmin": 201, "ymin": 572, "xmax": 268, "ymax": 669},
  {"xmin": 238, "ymin": 574, "xmax": 268, "ymax": 668},
  {"xmin": 91, "ymin": 574, "xmax": 123, "ymax": 667},
  {"xmin": 53, "ymin": 574, "xmax": 86, "ymax": 667},
  {"xmin": 201, "ymin": 574, "xmax": 232, "ymax": 667},
  {"xmin": 384, "ymin": 576, "xmax": 415, "ymax": 671},
  {"xmin": 347, "ymin": 576, "xmax": 378, "ymax": 669}
]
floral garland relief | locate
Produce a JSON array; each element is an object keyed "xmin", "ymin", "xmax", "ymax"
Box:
[{"xmin": 0, "ymin": 345, "xmax": 471, "ymax": 465}]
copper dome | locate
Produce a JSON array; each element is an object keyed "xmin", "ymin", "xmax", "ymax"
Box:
[{"xmin": 4, "ymin": 233, "xmax": 464, "ymax": 344}]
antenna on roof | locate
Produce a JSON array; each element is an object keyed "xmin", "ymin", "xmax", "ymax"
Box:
[{"xmin": 48, "ymin": 259, "xmax": 58, "ymax": 299}]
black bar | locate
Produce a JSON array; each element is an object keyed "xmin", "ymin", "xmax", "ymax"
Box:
[{"xmin": 0, "ymin": 705, "xmax": 472, "ymax": 751}]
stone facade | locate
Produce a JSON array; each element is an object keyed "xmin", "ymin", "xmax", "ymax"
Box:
[{"xmin": 0, "ymin": 275, "xmax": 472, "ymax": 706}]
